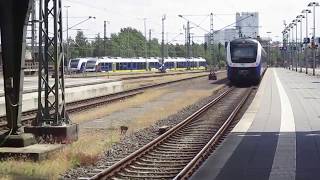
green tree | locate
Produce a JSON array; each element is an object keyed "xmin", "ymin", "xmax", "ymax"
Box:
[
  {"xmin": 110, "ymin": 27, "xmax": 147, "ymax": 57},
  {"xmin": 66, "ymin": 27, "xmax": 216, "ymax": 68},
  {"xmin": 148, "ymin": 38, "xmax": 161, "ymax": 57},
  {"xmin": 92, "ymin": 34, "xmax": 104, "ymax": 57},
  {"xmin": 167, "ymin": 44, "xmax": 177, "ymax": 57},
  {"xmin": 69, "ymin": 31, "xmax": 91, "ymax": 58},
  {"xmin": 174, "ymin": 44, "xmax": 186, "ymax": 57}
]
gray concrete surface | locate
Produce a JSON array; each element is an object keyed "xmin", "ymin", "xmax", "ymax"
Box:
[
  {"xmin": 0, "ymin": 144, "xmax": 63, "ymax": 161},
  {"xmin": 0, "ymin": 70, "xmax": 207, "ymax": 95},
  {"xmin": 0, "ymin": 76, "xmax": 119, "ymax": 95},
  {"xmin": 0, "ymin": 80, "xmax": 123, "ymax": 116},
  {"xmin": 0, "ymin": 71, "xmax": 212, "ymax": 116},
  {"xmin": 191, "ymin": 68, "xmax": 320, "ymax": 180}
]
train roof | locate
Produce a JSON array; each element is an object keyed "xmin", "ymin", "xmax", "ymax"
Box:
[
  {"xmin": 230, "ymin": 38, "xmax": 260, "ymax": 44},
  {"xmin": 98, "ymin": 57, "xmax": 155, "ymax": 63},
  {"xmin": 86, "ymin": 57, "xmax": 98, "ymax": 61},
  {"xmin": 69, "ymin": 58, "xmax": 89, "ymax": 63},
  {"xmin": 164, "ymin": 57, "xmax": 206, "ymax": 62},
  {"xmin": 95, "ymin": 57, "xmax": 206, "ymax": 63}
]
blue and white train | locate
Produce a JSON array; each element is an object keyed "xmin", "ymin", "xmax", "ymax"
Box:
[
  {"xmin": 68, "ymin": 57, "xmax": 207, "ymax": 73},
  {"xmin": 68, "ymin": 57, "xmax": 98, "ymax": 73},
  {"xmin": 226, "ymin": 38, "xmax": 267, "ymax": 84}
]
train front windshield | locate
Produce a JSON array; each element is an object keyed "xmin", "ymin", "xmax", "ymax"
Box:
[
  {"xmin": 86, "ymin": 60, "xmax": 96, "ymax": 69},
  {"xmin": 230, "ymin": 43, "xmax": 257, "ymax": 63},
  {"xmin": 69, "ymin": 59, "xmax": 80, "ymax": 68}
]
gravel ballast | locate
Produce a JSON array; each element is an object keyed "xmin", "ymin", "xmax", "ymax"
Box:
[{"xmin": 63, "ymin": 85, "xmax": 228, "ymax": 179}]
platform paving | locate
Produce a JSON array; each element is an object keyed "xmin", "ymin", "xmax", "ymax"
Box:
[
  {"xmin": 0, "ymin": 79, "xmax": 123, "ymax": 116},
  {"xmin": 191, "ymin": 68, "xmax": 320, "ymax": 180},
  {"xmin": 0, "ymin": 70, "xmax": 206, "ymax": 96},
  {"xmin": 0, "ymin": 76, "xmax": 119, "ymax": 96}
]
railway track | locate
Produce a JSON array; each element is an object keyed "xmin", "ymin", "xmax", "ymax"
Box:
[
  {"xmin": 0, "ymin": 73, "xmax": 222, "ymax": 129},
  {"xmin": 0, "ymin": 70, "xmax": 208, "ymax": 97},
  {"xmin": 85, "ymin": 86, "xmax": 253, "ymax": 180}
]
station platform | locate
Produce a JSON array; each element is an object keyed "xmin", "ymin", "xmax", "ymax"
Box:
[
  {"xmin": 0, "ymin": 77, "xmax": 123, "ymax": 116},
  {"xmin": 191, "ymin": 68, "xmax": 320, "ymax": 180},
  {"xmin": 0, "ymin": 76, "xmax": 120, "ymax": 96}
]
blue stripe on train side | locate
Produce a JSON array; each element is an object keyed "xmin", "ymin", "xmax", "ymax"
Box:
[
  {"xmin": 227, "ymin": 65, "xmax": 232, "ymax": 80},
  {"xmin": 256, "ymin": 63, "xmax": 261, "ymax": 78}
]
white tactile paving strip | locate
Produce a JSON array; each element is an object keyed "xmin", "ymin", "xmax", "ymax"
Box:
[{"xmin": 269, "ymin": 69, "xmax": 296, "ymax": 180}]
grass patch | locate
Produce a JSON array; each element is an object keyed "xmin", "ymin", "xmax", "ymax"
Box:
[
  {"xmin": 70, "ymin": 88, "xmax": 169, "ymax": 124},
  {"xmin": 0, "ymin": 130, "xmax": 119, "ymax": 179},
  {"xmin": 128, "ymin": 89, "xmax": 215, "ymax": 132},
  {"xmin": 0, "ymin": 89, "xmax": 167, "ymax": 179},
  {"xmin": 122, "ymin": 73, "xmax": 207, "ymax": 90}
]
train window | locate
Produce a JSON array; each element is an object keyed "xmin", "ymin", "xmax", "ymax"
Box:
[
  {"xmin": 69, "ymin": 59, "xmax": 79, "ymax": 68},
  {"xmin": 230, "ymin": 44, "xmax": 257, "ymax": 63},
  {"xmin": 86, "ymin": 61, "xmax": 96, "ymax": 69}
]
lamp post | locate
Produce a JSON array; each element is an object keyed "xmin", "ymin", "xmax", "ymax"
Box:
[
  {"xmin": 187, "ymin": 21, "xmax": 191, "ymax": 69},
  {"xmin": 183, "ymin": 25, "xmax": 187, "ymax": 58},
  {"xmin": 287, "ymin": 27, "xmax": 291, "ymax": 69},
  {"xmin": 161, "ymin": 15, "xmax": 166, "ymax": 67},
  {"xmin": 300, "ymin": 15, "xmax": 305, "ymax": 72},
  {"xmin": 282, "ymin": 29, "xmax": 286, "ymax": 67},
  {"xmin": 302, "ymin": 9, "xmax": 312, "ymax": 74},
  {"xmin": 64, "ymin": 16, "xmax": 96, "ymax": 32},
  {"xmin": 293, "ymin": 19, "xmax": 298, "ymax": 71},
  {"xmin": 296, "ymin": 15, "xmax": 305, "ymax": 72},
  {"xmin": 290, "ymin": 23, "xmax": 295, "ymax": 70},
  {"xmin": 291, "ymin": 22, "xmax": 297, "ymax": 71},
  {"xmin": 143, "ymin": 18, "xmax": 148, "ymax": 70},
  {"xmin": 62, "ymin": 16, "xmax": 95, "ymax": 63},
  {"xmin": 143, "ymin": 18, "xmax": 147, "ymax": 58},
  {"xmin": 283, "ymin": 28, "xmax": 289, "ymax": 68},
  {"xmin": 64, "ymin": 5, "xmax": 70, "ymax": 69},
  {"xmin": 267, "ymin": 32, "xmax": 272, "ymax": 66},
  {"xmin": 178, "ymin": 15, "xmax": 192, "ymax": 69},
  {"xmin": 308, "ymin": 2, "xmax": 319, "ymax": 76},
  {"xmin": 286, "ymin": 27, "xmax": 290, "ymax": 68}
]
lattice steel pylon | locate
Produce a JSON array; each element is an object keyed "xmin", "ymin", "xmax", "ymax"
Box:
[
  {"xmin": 30, "ymin": 0, "xmax": 36, "ymax": 62},
  {"xmin": 36, "ymin": 0, "xmax": 68, "ymax": 126}
]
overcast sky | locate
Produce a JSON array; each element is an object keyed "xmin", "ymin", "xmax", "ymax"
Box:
[{"xmin": 61, "ymin": 0, "xmax": 319, "ymax": 44}]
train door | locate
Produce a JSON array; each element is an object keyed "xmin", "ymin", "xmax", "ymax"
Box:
[{"xmin": 80, "ymin": 62, "xmax": 86, "ymax": 72}]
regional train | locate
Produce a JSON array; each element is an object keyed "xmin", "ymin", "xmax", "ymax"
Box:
[
  {"xmin": 226, "ymin": 38, "xmax": 267, "ymax": 84},
  {"xmin": 68, "ymin": 57, "xmax": 207, "ymax": 73},
  {"xmin": 68, "ymin": 57, "xmax": 98, "ymax": 73}
]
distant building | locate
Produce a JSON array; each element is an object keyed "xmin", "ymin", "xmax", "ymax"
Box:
[
  {"xmin": 236, "ymin": 12, "xmax": 259, "ymax": 38},
  {"xmin": 205, "ymin": 30, "xmax": 224, "ymax": 45},
  {"xmin": 205, "ymin": 12, "xmax": 259, "ymax": 45},
  {"xmin": 224, "ymin": 29, "xmax": 239, "ymax": 42}
]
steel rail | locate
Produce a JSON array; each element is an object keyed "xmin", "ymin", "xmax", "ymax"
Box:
[
  {"xmin": 0, "ymin": 73, "xmax": 223, "ymax": 129},
  {"xmin": 0, "ymin": 70, "xmax": 210, "ymax": 97},
  {"xmin": 174, "ymin": 87, "xmax": 253, "ymax": 179},
  {"xmin": 90, "ymin": 87, "xmax": 234, "ymax": 180}
]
